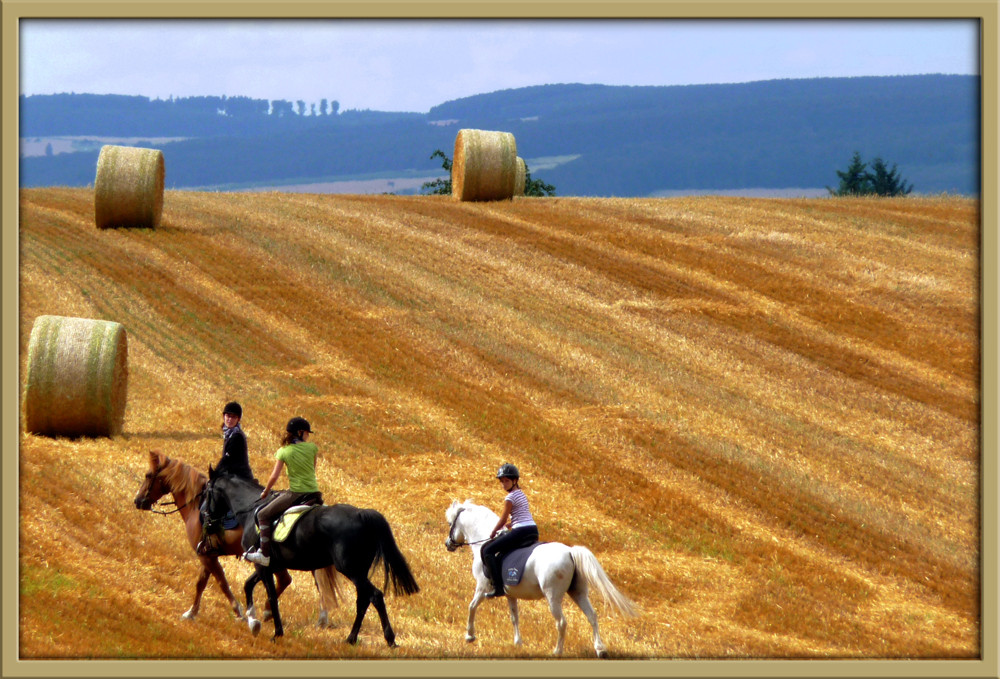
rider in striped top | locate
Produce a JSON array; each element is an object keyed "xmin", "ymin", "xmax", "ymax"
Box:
[{"xmin": 481, "ymin": 463, "xmax": 539, "ymax": 598}]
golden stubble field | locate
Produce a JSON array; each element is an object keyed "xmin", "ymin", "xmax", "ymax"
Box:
[{"xmin": 16, "ymin": 188, "xmax": 980, "ymax": 663}]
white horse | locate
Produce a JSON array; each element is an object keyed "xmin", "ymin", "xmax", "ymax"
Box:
[{"xmin": 444, "ymin": 499, "xmax": 639, "ymax": 657}]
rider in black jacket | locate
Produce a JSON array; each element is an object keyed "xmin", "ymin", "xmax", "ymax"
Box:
[{"xmin": 216, "ymin": 401, "xmax": 256, "ymax": 482}]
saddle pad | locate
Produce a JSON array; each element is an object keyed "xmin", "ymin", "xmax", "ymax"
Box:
[
  {"xmin": 501, "ymin": 542, "xmax": 543, "ymax": 586},
  {"xmin": 272, "ymin": 505, "xmax": 316, "ymax": 543},
  {"xmin": 221, "ymin": 510, "xmax": 239, "ymax": 530}
]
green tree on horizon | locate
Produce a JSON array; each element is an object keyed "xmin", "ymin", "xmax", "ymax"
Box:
[
  {"xmin": 828, "ymin": 151, "xmax": 913, "ymax": 196},
  {"xmin": 420, "ymin": 149, "xmax": 556, "ymax": 197}
]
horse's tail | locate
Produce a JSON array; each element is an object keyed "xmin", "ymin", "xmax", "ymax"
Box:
[
  {"xmin": 360, "ymin": 509, "xmax": 420, "ymax": 596},
  {"xmin": 569, "ymin": 545, "xmax": 640, "ymax": 617},
  {"xmin": 314, "ymin": 565, "xmax": 342, "ymax": 609}
]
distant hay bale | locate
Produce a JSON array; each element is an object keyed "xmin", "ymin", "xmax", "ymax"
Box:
[
  {"xmin": 514, "ymin": 157, "xmax": 526, "ymax": 197},
  {"xmin": 94, "ymin": 145, "xmax": 165, "ymax": 229},
  {"xmin": 23, "ymin": 315, "xmax": 128, "ymax": 438},
  {"xmin": 452, "ymin": 129, "xmax": 518, "ymax": 201}
]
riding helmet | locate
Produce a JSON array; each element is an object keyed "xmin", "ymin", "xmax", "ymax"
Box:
[
  {"xmin": 286, "ymin": 416, "xmax": 313, "ymax": 435},
  {"xmin": 222, "ymin": 401, "xmax": 243, "ymax": 418},
  {"xmin": 496, "ymin": 463, "xmax": 520, "ymax": 480}
]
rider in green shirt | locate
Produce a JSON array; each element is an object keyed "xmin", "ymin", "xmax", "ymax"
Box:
[{"xmin": 244, "ymin": 416, "xmax": 323, "ymax": 567}]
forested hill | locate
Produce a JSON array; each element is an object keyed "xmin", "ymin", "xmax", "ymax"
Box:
[{"xmin": 19, "ymin": 74, "xmax": 979, "ymax": 196}]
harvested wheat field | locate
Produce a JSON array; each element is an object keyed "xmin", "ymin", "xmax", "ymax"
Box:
[{"xmin": 16, "ymin": 188, "xmax": 980, "ymax": 665}]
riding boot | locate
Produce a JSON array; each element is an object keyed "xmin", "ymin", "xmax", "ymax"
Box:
[{"xmin": 483, "ymin": 552, "xmax": 505, "ymax": 598}]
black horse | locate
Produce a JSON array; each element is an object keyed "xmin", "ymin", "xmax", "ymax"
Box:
[{"xmin": 202, "ymin": 467, "xmax": 420, "ymax": 645}]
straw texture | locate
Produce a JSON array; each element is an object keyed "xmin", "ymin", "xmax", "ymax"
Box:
[
  {"xmin": 514, "ymin": 157, "xmax": 526, "ymax": 197},
  {"xmin": 451, "ymin": 129, "xmax": 518, "ymax": 202},
  {"xmin": 23, "ymin": 315, "xmax": 129, "ymax": 437},
  {"xmin": 94, "ymin": 145, "xmax": 165, "ymax": 229}
]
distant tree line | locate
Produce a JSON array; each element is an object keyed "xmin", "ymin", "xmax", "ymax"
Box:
[
  {"xmin": 19, "ymin": 77, "xmax": 978, "ymax": 195},
  {"xmin": 19, "ymin": 93, "xmax": 355, "ymax": 137}
]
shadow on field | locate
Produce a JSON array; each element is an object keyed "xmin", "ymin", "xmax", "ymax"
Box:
[{"xmin": 125, "ymin": 431, "xmax": 217, "ymax": 442}]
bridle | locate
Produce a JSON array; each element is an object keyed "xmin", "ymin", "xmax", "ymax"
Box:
[
  {"xmin": 445, "ymin": 507, "xmax": 491, "ymax": 550},
  {"xmin": 138, "ymin": 462, "xmax": 204, "ymax": 515}
]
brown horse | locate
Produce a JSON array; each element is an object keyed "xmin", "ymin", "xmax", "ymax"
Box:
[{"xmin": 133, "ymin": 450, "xmax": 339, "ymax": 624}]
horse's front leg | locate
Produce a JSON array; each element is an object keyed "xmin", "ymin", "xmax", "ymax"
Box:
[
  {"xmin": 256, "ymin": 569, "xmax": 291, "ymax": 622},
  {"xmin": 244, "ymin": 571, "xmax": 263, "ymax": 637},
  {"xmin": 465, "ymin": 588, "xmax": 487, "ymax": 642},
  {"xmin": 507, "ymin": 597, "xmax": 522, "ymax": 647},
  {"xmin": 205, "ymin": 556, "xmax": 243, "ymax": 619},
  {"xmin": 261, "ymin": 569, "xmax": 283, "ymax": 639},
  {"xmin": 182, "ymin": 558, "xmax": 212, "ymax": 620}
]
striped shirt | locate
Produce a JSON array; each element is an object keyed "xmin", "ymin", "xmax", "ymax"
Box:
[{"xmin": 506, "ymin": 489, "xmax": 536, "ymax": 528}]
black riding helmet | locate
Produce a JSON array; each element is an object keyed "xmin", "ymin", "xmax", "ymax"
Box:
[
  {"xmin": 286, "ymin": 416, "xmax": 313, "ymax": 435},
  {"xmin": 496, "ymin": 463, "xmax": 520, "ymax": 480},
  {"xmin": 222, "ymin": 401, "xmax": 242, "ymax": 418}
]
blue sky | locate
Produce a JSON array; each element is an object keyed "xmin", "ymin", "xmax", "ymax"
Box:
[{"xmin": 19, "ymin": 19, "xmax": 980, "ymax": 113}]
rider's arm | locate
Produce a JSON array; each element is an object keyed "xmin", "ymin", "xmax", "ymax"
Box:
[
  {"xmin": 260, "ymin": 459, "xmax": 284, "ymax": 499},
  {"xmin": 490, "ymin": 500, "xmax": 513, "ymax": 538}
]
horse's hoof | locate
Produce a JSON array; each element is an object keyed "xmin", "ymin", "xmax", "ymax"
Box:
[
  {"xmin": 180, "ymin": 609, "xmax": 196, "ymax": 621},
  {"xmin": 248, "ymin": 618, "xmax": 261, "ymax": 637},
  {"xmin": 465, "ymin": 635, "xmax": 476, "ymax": 643},
  {"xmin": 597, "ymin": 650, "xmax": 609, "ymax": 659},
  {"xmin": 346, "ymin": 636, "xmax": 358, "ymax": 645},
  {"xmin": 316, "ymin": 612, "xmax": 329, "ymax": 628}
]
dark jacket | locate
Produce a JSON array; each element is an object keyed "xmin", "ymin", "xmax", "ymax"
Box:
[{"xmin": 217, "ymin": 424, "xmax": 255, "ymax": 481}]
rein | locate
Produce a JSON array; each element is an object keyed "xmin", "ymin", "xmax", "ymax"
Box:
[{"xmin": 148, "ymin": 489, "xmax": 203, "ymax": 515}]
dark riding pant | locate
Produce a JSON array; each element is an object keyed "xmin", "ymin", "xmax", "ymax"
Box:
[{"xmin": 481, "ymin": 524, "xmax": 539, "ymax": 594}]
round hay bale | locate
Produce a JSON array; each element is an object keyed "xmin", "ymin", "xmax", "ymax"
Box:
[
  {"xmin": 451, "ymin": 129, "xmax": 518, "ymax": 202},
  {"xmin": 94, "ymin": 145, "xmax": 165, "ymax": 229},
  {"xmin": 514, "ymin": 157, "xmax": 526, "ymax": 197},
  {"xmin": 23, "ymin": 315, "xmax": 129, "ymax": 438}
]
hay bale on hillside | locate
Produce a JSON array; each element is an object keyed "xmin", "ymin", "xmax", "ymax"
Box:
[
  {"xmin": 94, "ymin": 145, "xmax": 165, "ymax": 229},
  {"xmin": 514, "ymin": 157, "xmax": 526, "ymax": 197},
  {"xmin": 23, "ymin": 315, "xmax": 129, "ymax": 438},
  {"xmin": 452, "ymin": 129, "xmax": 518, "ymax": 201}
]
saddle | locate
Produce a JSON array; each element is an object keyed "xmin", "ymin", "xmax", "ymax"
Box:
[{"xmin": 485, "ymin": 542, "xmax": 544, "ymax": 586}]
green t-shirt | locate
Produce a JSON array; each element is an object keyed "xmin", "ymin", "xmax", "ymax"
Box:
[{"xmin": 275, "ymin": 441, "xmax": 319, "ymax": 493}]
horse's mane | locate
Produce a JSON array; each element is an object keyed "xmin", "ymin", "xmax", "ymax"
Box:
[
  {"xmin": 149, "ymin": 450, "xmax": 206, "ymax": 499},
  {"xmin": 209, "ymin": 470, "xmax": 265, "ymax": 513},
  {"xmin": 447, "ymin": 499, "xmax": 499, "ymax": 524}
]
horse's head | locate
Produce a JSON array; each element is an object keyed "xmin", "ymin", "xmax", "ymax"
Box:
[
  {"xmin": 134, "ymin": 450, "xmax": 170, "ymax": 510},
  {"xmin": 445, "ymin": 499, "xmax": 477, "ymax": 552}
]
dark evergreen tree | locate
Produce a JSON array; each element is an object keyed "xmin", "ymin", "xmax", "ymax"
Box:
[
  {"xmin": 866, "ymin": 157, "xmax": 913, "ymax": 196},
  {"xmin": 828, "ymin": 151, "xmax": 872, "ymax": 196}
]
